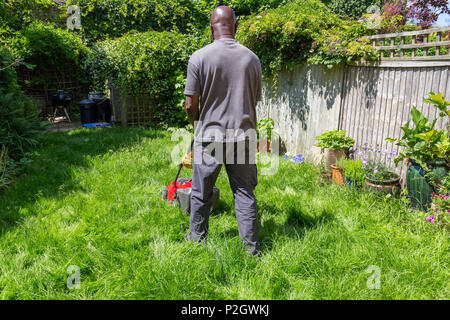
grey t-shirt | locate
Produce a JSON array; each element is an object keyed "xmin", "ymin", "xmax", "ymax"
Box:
[{"xmin": 184, "ymin": 39, "xmax": 262, "ymax": 142}]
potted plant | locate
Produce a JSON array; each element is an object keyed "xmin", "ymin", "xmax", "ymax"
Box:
[
  {"xmin": 364, "ymin": 160, "xmax": 401, "ymax": 195},
  {"xmin": 386, "ymin": 93, "xmax": 449, "ymax": 210},
  {"xmin": 315, "ymin": 130, "xmax": 355, "ymax": 174},
  {"xmin": 331, "ymin": 157, "xmax": 346, "ymax": 185},
  {"xmin": 343, "ymin": 159, "xmax": 365, "ymax": 188},
  {"xmin": 257, "ymin": 118, "xmax": 274, "ymax": 153}
]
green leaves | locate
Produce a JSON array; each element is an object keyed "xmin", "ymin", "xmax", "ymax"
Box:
[
  {"xmin": 237, "ymin": 0, "xmax": 377, "ymax": 79},
  {"xmin": 257, "ymin": 118, "xmax": 275, "ymax": 140},
  {"xmin": 0, "ymin": 45, "xmax": 44, "ymax": 185},
  {"xmin": 386, "ymin": 93, "xmax": 450, "ymax": 170},
  {"xmin": 425, "ymin": 92, "xmax": 450, "ymax": 118},
  {"xmin": 410, "ymin": 106, "xmax": 428, "ymax": 128},
  {"xmin": 315, "ymin": 130, "xmax": 354, "ymax": 151},
  {"xmin": 85, "ymin": 31, "xmax": 205, "ymax": 126}
]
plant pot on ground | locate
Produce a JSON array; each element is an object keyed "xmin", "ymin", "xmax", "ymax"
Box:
[
  {"xmin": 364, "ymin": 161, "xmax": 401, "ymax": 196},
  {"xmin": 315, "ymin": 130, "xmax": 354, "ymax": 174},
  {"xmin": 406, "ymin": 160, "xmax": 448, "ymax": 211},
  {"xmin": 331, "ymin": 164, "xmax": 344, "ymax": 185},
  {"xmin": 331, "ymin": 157, "xmax": 348, "ymax": 185}
]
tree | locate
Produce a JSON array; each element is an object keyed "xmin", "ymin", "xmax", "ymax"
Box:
[{"xmin": 407, "ymin": 0, "xmax": 450, "ymax": 28}]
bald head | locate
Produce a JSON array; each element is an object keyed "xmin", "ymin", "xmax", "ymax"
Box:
[{"xmin": 210, "ymin": 6, "xmax": 237, "ymax": 40}]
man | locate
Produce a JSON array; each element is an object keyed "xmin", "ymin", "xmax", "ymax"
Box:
[{"xmin": 184, "ymin": 5, "xmax": 262, "ymax": 256}]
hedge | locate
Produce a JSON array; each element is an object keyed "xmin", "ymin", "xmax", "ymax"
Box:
[
  {"xmin": 2, "ymin": 21, "xmax": 90, "ymax": 89},
  {"xmin": 66, "ymin": 0, "xmax": 209, "ymax": 41},
  {"xmin": 85, "ymin": 31, "xmax": 208, "ymax": 126},
  {"xmin": 0, "ymin": 45, "xmax": 45, "ymax": 189},
  {"xmin": 236, "ymin": 0, "xmax": 379, "ymax": 79}
]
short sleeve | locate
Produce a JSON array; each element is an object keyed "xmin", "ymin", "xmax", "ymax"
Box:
[{"xmin": 184, "ymin": 60, "xmax": 201, "ymax": 96}]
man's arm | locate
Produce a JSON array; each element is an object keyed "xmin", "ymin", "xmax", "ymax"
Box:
[{"xmin": 185, "ymin": 95, "xmax": 199, "ymax": 126}]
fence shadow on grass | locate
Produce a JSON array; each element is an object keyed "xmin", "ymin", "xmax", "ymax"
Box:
[{"xmin": 0, "ymin": 127, "xmax": 168, "ymax": 238}]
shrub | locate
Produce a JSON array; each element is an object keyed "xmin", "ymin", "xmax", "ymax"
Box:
[
  {"xmin": 197, "ymin": 0, "xmax": 286, "ymax": 18},
  {"xmin": 237, "ymin": 0, "xmax": 378, "ymax": 79},
  {"xmin": 386, "ymin": 93, "xmax": 449, "ymax": 171},
  {"xmin": 0, "ymin": 45, "xmax": 45, "ymax": 189},
  {"xmin": 315, "ymin": 130, "xmax": 355, "ymax": 152},
  {"xmin": 3, "ymin": 21, "xmax": 90, "ymax": 89},
  {"xmin": 85, "ymin": 31, "xmax": 207, "ymax": 126},
  {"xmin": 67, "ymin": 0, "xmax": 209, "ymax": 41},
  {"xmin": 321, "ymin": 0, "xmax": 385, "ymax": 19},
  {"xmin": 0, "ymin": 0, "xmax": 63, "ymax": 32},
  {"xmin": 342, "ymin": 159, "xmax": 365, "ymax": 186}
]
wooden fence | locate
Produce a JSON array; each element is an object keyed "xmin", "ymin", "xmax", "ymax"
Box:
[{"xmin": 258, "ymin": 26, "xmax": 450, "ymax": 178}]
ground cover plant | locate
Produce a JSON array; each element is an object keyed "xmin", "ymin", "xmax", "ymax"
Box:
[{"xmin": 0, "ymin": 127, "xmax": 447, "ymax": 299}]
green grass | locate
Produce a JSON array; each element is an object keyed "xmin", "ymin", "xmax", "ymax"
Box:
[{"xmin": 0, "ymin": 127, "xmax": 448, "ymax": 299}]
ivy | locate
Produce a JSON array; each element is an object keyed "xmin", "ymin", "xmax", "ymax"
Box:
[
  {"xmin": 66, "ymin": 0, "xmax": 209, "ymax": 41},
  {"xmin": 84, "ymin": 31, "xmax": 208, "ymax": 126},
  {"xmin": 2, "ymin": 21, "xmax": 90, "ymax": 88},
  {"xmin": 237, "ymin": 0, "xmax": 379, "ymax": 81}
]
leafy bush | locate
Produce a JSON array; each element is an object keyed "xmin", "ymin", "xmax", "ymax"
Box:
[
  {"xmin": 342, "ymin": 159, "xmax": 365, "ymax": 186},
  {"xmin": 386, "ymin": 93, "xmax": 449, "ymax": 171},
  {"xmin": 257, "ymin": 117, "xmax": 274, "ymax": 140},
  {"xmin": 321, "ymin": 0, "xmax": 384, "ymax": 19},
  {"xmin": 0, "ymin": 0, "xmax": 63, "ymax": 32},
  {"xmin": 364, "ymin": 160, "xmax": 398, "ymax": 182},
  {"xmin": 3, "ymin": 21, "xmax": 89, "ymax": 88},
  {"xmin": 65, "ymin": 0, "xmax": 286, "ymax": 41},
  {"xmin": 85, "ymin": 31, "xmax": 207, "ymax": 126},
  {"xmin": 237, "ymin": 0, "xmax": 378, "ymax": 79},
  {"xmin": 197, "ymin": 0, "xmax": 286, "ymax": 18},
  {"xmin": 67, "ymin": 0, "xmax": 209, "ymax": 41},
  {"xmin": 315, "ymin": 130, "xmax": 355, "ymax": 152},
  {"xmin": 0, "ymin": 45, "xmax": 45, "ymax": 189}
]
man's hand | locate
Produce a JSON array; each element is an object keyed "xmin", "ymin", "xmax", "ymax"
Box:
[{"xmin": 185, "ymin": 95, "xmax": 199, "ymax": 126}]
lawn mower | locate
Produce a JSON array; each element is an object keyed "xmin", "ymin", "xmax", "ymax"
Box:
[{"xmin": 161, "ymin": 139, "xmax": 220, "ymax": 215}]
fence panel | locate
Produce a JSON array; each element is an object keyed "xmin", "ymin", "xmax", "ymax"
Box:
[{"xmin": 339, "ymin": 64, "xmax": 450, "ymax": 176}]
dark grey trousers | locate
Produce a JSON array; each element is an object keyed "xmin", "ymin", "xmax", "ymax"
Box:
[{"xmin": 187, "ymin": 140, "xmax": 259, "ymax": 255}]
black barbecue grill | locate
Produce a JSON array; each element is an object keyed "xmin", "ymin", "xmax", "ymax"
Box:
[{"xmin": 51, "ymin": 90, "xmax": 72, "ymax": 123}]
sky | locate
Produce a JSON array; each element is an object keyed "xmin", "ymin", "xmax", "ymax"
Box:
[{"xmin": 433, "ymin": 0, "xmax": 450, "ymax": 26}]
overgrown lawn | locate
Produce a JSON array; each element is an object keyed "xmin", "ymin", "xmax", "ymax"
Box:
[{"xmin": 0, "ymin": 127, "xmax": 448, "ymax": 299}]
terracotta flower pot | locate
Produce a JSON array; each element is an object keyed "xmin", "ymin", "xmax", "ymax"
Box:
[
  {"xmin": 331, "ymin": 164, "xmax": 344, "ymax": 185},
  {"xmin": 257, "ymin": 140, "xmax": 271, "ymax": 154},
  {"xmin": 364, "ymin": 174, "xmax": 401, "ymax": 196},
  {"xmin": 323, "ymin": 148, "xmax": 345, "ymax": 173}
]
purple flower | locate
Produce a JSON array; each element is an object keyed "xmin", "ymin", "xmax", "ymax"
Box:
[
  {"xmin": 362, "ymin": 160, "xmax": 368, "ymax": 168},
  {"xmin": 426, "ymin": 215, "xmax": 434, "ymax": 224},
  {"xmin": 349, "ymin": 153, "xmax": 354, "ymax": 158},
  {"xmin": 290, "ymin": 154, "xmax": 304, "ymax": 164},
  {"xmin": 373, "ymin": 166, "xmax": 378, "ymax": 174}
]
